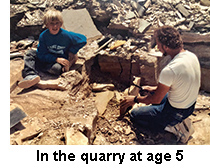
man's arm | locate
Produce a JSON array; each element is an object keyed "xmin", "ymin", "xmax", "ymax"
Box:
[
  {"xmin": 137, "ymin": 82, "xmax": 170, "ymax": 105},
  {"xmin": 120, "ymin": 83, "xmax": 170, "ymax": 109}
]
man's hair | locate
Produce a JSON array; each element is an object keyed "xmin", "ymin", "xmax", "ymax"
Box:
[
  {"xmin": 43, "ymin": 9, "xmax": 63, "ymax": 26},
  {"xmin": 154, "ymin": 26, "xmax": 183, "ymax": 49}
]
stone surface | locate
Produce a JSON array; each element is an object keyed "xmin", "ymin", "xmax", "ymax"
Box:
[
  {"xmin": 62, "ymin": 8, "xmax": 102, "ymax": 41},
  {"xmin": 138, "ymin": 19, "xmax": 151, "ymax": 33},
  {"xmin": 10, "ymin": 58, "xmax": 24, "ymax": 93},
  {"xmin": 92, "ymin": 83, "xmax": 115, "ymax": 92},
  {"xmin": 65, "ymin": 127, "xmax": 88, "ymax": 145},
  {"xmin": 200, "ymin": 0, "xmax": 210, "ymax": 6},
  {"xmin": 36, "ymin": 78, "xmax": 67, "ymax": 90},
  {"xmin": 176, "ymin": 4, "xmax": 190, "ymax": 18},
  {"xmin": 95, "ymin": 91, "xmax": 114, "ymax": 116},
  {"xmin": 181, "ymin": 32, "xmax": 210, "ymax": 43}
]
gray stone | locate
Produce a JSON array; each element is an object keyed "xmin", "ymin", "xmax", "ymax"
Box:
[
  {"xmin": 176, "ymin": 4, "xmax": 190, "ymax": 18},
  {"xmin": 62, "ymin": 9, "xmax": 102, "ymax": 41},
  {"xmin": 138, "ymin": 19, "xmax": 151, "ymax": 33}
]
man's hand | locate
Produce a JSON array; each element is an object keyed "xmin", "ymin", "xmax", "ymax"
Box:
[
  {"xmin": 56, "ymin": 57, "xmax": 70, "ymax": 72},
  {"xmin": 120, "ymin": 95, "xmax": 136, "ymax": 111}
]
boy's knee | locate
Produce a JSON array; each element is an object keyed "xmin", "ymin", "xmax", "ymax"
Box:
[
  {"xmin": 25, "ymin": 49, "xmax": 36, "ymax": 57},
  {"xmin": 48, "ymin": 63, "xmax": 62, "ymax": 75}
]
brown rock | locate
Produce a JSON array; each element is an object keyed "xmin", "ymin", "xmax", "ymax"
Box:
[
  {"xmin": 95, "ymin": 91, "xmax": 114, "ymax": 116},
  {"xmin": 65, "ymin": 127, "xmax": 88, "ymax": 145},
  {"xmin": 10, "ymin": 58, "xmax": 24, "ymax": 93}
]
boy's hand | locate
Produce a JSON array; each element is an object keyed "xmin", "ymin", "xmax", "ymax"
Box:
[{"xmin": 56, "ymin": 58, "xmax": 70, "ymax": 72}]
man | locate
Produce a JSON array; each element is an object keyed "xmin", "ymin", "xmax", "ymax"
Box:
[{"xmin": 120, "ymin": 26, "xmax": 201, "ymax": 132}]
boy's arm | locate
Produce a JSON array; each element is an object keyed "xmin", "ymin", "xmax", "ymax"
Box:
[
  {"xmin": 68, "ymin": 52, "xmax": 78, "ymax": 66},
  {"xmin": 68, "ymin": 32, "xmax": 87, "ymax": 54}
]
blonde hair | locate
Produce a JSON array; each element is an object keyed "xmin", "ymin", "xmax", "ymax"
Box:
[{"xmin": 43, "ymin": 9, "xmax": 63, "ymax": 26}]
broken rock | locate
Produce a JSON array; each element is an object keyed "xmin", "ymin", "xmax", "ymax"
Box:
[
  {"xmin": 37, "ymin": 78, "xmax": 67, "ymax": 91},
  {"xmin": 95, "ymin": 91, "xmax": 115, "ymax": 116},
  {"xmin": 92, "ymin": 83, "xmax": 115, "ymax": 92},
  {"xmin": 176, "ymin": 4, "xmax": 190, "ymax": 18},
  {"xmin": 10, "ymin": 58, "xmax": 24, "ymax": 93},
  {"xmin": 138, "ymin": 19, "xmax": 151, "ymax": 33},
  {"xmin": 65, "ymin": 127, "xmax": 88, "ymax": 145}
]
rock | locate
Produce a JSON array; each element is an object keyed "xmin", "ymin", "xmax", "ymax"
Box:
[
  {"xmin": 62, "ymin": 8, "xmax": 102, "ymax": 41},
  {"xmin": 124, "ymin": 126, "xmax": 132, "ymax": 135},
  {"xmin": 125, "ymin": 10, "xmax": 136, "ymax": 20},
  {"xmin": 10, "ymin": 58, "xmax": 24, "ymax": 93},
  {"xmin": 65, "ymin": 127, "xmax": 88, "ymax": 145},
  {"xmin": 88, "ymin": 0, "xmax": 112, "ymax": 22},
  {"xmin": 63, "ymin": 98, "xmax": 98, "ymax": 144},
  {"xmin": 16, "ymin": 9, "xmax": 44, "ymax": 39},
  {"xmin": 110, "ymin": 40, "xmax": 127, "ymax": 50},
  {"xmin": 138, "ymin": 19, "xmax": 151, "ymax": 33},
  {"xmin": 92, "ymin": 83, "xmax": 115, "ymax": 92},
  {"xmin": 200, "ymin": 0, "xmax": 210, "ymax": 6},
  {"xmin": 10, "ymin": 104, "xmax": 27, "ymax": 128},
  {"xmin": 15, "ymin": 37, "xmax": 35, "ymax": 50},
  {"xmin": 11, "ymin": 0, "xmax": 28, "ymax": 4},
  {"xmin": 61, "ymin": 70, "xmax": 84, "ymax": 91},
  {"xmin": 98, "ymin": 48, "xmax": 159, "ymax": 86},
  {"xmin": 181, "ymin": 32, "xmax": 210, "ymax": 43},
  {"xmin": 95, "ymin": 91, "xmax": 115, "ymax": 116},
  {"xmin": 14, "ymin": 122, "xmax": 42, "ymax": 144},
  {"xmin": 176, "ymin": 4, "xmax": 190, "ymax": 18},
  {"xmin": 36, "ymin": 78, "xmax": 67, "ymax": 91},
  {"xmin": 10, "ymin": 52, "xmax": 24, "ymax": 60}
]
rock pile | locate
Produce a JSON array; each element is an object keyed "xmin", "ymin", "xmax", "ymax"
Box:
[
  {"xmin": 10, "ymin": 0, "xmax": 210, "ymax": 89},
  {"xmin": 10, "ymin": 0, "xmax": 210, "ymax": 145}
]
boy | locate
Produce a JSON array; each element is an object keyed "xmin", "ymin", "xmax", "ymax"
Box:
[{"xmin": 18, "ymin": 9, "xmax": 87, "ymax": 89}]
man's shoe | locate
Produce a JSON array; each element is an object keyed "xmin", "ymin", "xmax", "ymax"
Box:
[
  {"xmin": 18, "ymin": 75, "xmax": 40, "ymax": 89},
  {"xmin": 164, "ymin": 118, "xmax": 194, "ymax": 143}
]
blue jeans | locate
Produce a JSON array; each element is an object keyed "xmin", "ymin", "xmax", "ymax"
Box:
[
  {"xmin": 22, "ymin": 49, "xmax": 63, "ymax": 78},
  {"xmin": 130, "ymin": 94, "xmax": 196, "ymax": 130}
]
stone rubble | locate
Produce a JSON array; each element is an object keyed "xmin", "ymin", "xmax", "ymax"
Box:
[{"xmin": 10, "ymin": 0, "xmax": 210, "ymax": 145}]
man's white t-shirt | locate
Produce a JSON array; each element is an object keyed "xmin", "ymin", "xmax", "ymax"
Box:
[{"xmin": 159, "ymin": 50, "xmax": 201, "ymax": 109}]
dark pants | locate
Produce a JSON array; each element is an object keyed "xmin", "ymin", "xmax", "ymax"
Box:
[
  {"xmin": 130, "ymin": 94, "xmax": 195, "ymax": 131},
  {"xmin": 22, "ymin": 49, "xmax": 63, "ymax": 78}
]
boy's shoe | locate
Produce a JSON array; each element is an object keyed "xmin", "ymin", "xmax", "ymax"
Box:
[{"xmin": 18, "ymin": 75, "xmax": 40, "ymax": 89}]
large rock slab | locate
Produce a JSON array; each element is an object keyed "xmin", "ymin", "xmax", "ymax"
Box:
[
  {"xmin": 95, "ymin": 91, "xmax": 114, "ymax": 116},
  {"xmin": 62, "ymin": 8, "xmax": 102, "ymax": 41},
  {"xmin": 65, "ymin": 127, "xmax": 88, "ymax": 145},
  {"xmin": 98, "ymin": 53, "xmax": 158, "ymax": 86}
]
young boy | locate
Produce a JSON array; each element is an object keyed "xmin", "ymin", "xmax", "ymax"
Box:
[{"xmin": 18, "ymin": 9, "xmax": 87, "ymax": 89}]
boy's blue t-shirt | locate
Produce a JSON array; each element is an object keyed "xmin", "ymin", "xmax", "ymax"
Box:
[{"xmin": 37, "ymin": 28, "xmax": 87, "ymax": 63}]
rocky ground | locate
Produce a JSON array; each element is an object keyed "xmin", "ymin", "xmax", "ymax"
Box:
[{"xmin": 10, "ymin": 0, "xmax": 210, "ymax": 145}]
